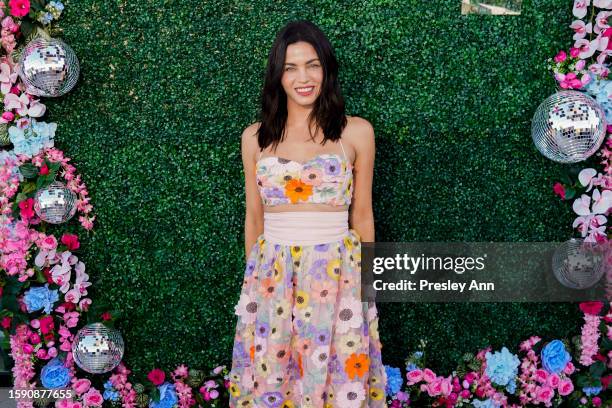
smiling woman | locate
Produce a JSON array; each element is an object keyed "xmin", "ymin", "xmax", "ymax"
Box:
[{"xmin": 229, "ymin": 20, "xmax": 387, "ymax": 408}]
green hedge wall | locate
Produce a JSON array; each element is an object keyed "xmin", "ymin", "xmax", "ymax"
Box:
[{"xmin": 41, "ymin": 0, "xmax": 582, "ymax": 380}]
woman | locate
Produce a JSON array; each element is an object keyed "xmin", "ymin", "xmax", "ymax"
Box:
[{"xmin": 229, "ymin": 20, "xmax": 387, "ymax": 408}]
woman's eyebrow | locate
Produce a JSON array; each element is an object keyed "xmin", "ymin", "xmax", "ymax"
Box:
[{"xmin": 284, "ymin": 58, "xmax": 320, "ymax": 66}]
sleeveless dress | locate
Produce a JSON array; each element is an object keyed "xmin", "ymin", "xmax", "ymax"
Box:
[{"xmin": 229, "ymin": 140, "xmax": 387, "ymax": 408}]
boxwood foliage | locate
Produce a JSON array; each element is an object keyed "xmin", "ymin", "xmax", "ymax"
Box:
[{"xmin": 41, "ymin": 0, "xmax": 582, "ymax": 377}]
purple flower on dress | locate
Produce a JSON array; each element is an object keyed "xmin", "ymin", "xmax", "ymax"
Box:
[
  {"xmin": 308, "ymin": 259, "xmax": 327, "ymax": 280},
  {"xmin": 245, "ymin": 259, "xmax": 256, "ymax": 277},
  {"xmin": 314, "ymin": 243, "xmax": 330, "ymax": 252},
  {"xmin": 328, "ymin": 353, "xmax": 341, "ymax": 374},
  {"xmin": 323, "ymin": 158, "xmax": 341, "ymax": 175},
  {"xmin": 256, "ymin": 321, "xmax": 269, "ymax": 338},
  {"xmin": 363, "ymin": 321, "xmax": 368, "ymax": 337},
  {"xmin": 232, "ymin": 342, "xmax": 249, "ymax": 367},
  {"xmin": 260, "ymin": 391, "xmax": 284, "ymax": 408},
  {"xmin": 263, "ymin": 187, "xmax": 287, "ymax": 200},
  {"xmin": 314, "ymin": 328, "xmax": 331, "ymax": 345}
]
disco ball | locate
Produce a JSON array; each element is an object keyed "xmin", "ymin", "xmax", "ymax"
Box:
[
  {"xmin": 72, "ymin": 323, "xmax": 124, "ymax": 374},
  {"xmin": 531, "ymin": 90, "xmax": 607, "ymax": 163},
  {"xmin": 552, "ymin": 238, "xmax": 605, "ymax": 289},
  {"xmin": 17, "ymin": 37, "xmax": 79, "ymax": 97},
  {"xmin": 34, "ymin": 181, "xmax": 77, "ymax": 224}
]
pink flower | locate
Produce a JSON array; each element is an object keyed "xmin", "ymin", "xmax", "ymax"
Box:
[
  {"xmin": 0, "ymin": 111, "xmax": 13, "ymax": 123},
  {"xmin": 546, "ymin": 373, "xmax": 560, "ymax": 389},
  {"xmin": 563, "ymin": 361, "xmax": 575, "ymax": 375},
  {"xmin": 535, "ymin": 369, "xmax": 548, "ymax": 383},
  {"xmin": 82, "ymin": 388, "xmax": 103, "ymax": 407},
  {"xmin": 535, "ymin": 386, "xmax": 554, "ymax": 403},
  {"xmin": 558, "ymin": 379, "xmax": 574, "ymax": 396},
  {"xmin": 593, "ymin": 397, "xmax": 602, "ymax": 407},
  {"xmin": 576, "ymin": 59, "xmax": 586, "ymax": 70},
  {"xmin": 553, "ymin": 182, "xmax": 566, "ymax": 199},
  {"xmin": 72, "ymin": 378, "xmax": 91, "ymax": 395},
  {"xmin": 570, "ymin": 47, "xmax": 581, "ymax": 58},
  {"xmin": 407, "ymin": 369, "xmax": 423, "ymax": 385},
  {"xmin": 39, "ymin": 234, "xmax": 58, "ymax": 250},
  {"xmin": 8, "ymin": 0, "xmax": 29, "ymax": 18},
  {"xmin": 61, "ymin": 233, "xmax": 80, "ymax": 250},
  {"xmin": 554, "ymin": 50, "xmax": 567, "ymax": 63},
  {"xmin": 147, "ymin": 368, "xmax": 165, "ymax": 385},
  {"xmin": 423, "ymin": 368, "xmax": 436, "ymax": 383},
  {"xmin": 580, "ymin": 301, "xmax": 604, "ymax": 315},
  {"xmin": 18, "ymin": 197, "xmax": 34, "ymax": 220}
]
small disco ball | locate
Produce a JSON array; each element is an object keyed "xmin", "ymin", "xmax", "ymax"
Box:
[
  {"xmin": 72, "ymin": 323, "xmax": 124, "ymax": 374},
  {"xmin": 17, "ymin": 37, "xmax": 79, "ymax": 97},
  {"xmin": 531, "ymin": 90, "xmax": 607, "ymax": 163},
  {"xmin": 552, "ymin": 238, "xmax": 605, "ymax": 289},
  {"xmin": 34, "ymin": 181, "xmax": 77, "ymax": 224}
]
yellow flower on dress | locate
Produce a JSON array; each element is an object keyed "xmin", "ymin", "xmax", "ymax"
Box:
[
  {"xmin": 338, "ymin": 333, "xmax": 361, "ymax": 355},
  {"xmin": 229, "ymin": 382, "xmax": 241, "ymax": 398},
  {"xmin": 291, "ymin": 245, "xmax": 302, "ymax": 259},
  {"xmin": 343, "ymin": 236, "xmax": 353, "ymax": 251},
  {"xmin": 370, "ymin": 387, "xmax": 384, "ymax": 400},
  {"xmin": 294, "ymin": 290, "xmax": 310, "ymax": 309},
  {"xmin": 237, "ymin": 396, "xmax": 255, "ymax": 407},
  {"xmin": 281, "ymin": 401, "xmax": 295, "ymax": 408},
  {"xmin": 327, "ymin": 259, "xmax": 342, "ymax": 280}
]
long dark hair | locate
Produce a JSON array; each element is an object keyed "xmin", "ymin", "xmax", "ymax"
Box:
[{"xmin": 257, "ymin": 20, "xmax": 347, "ymax": 153}]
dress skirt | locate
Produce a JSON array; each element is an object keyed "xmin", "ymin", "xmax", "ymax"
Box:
[{"xmin": 229, "ymin": 211, "xmax": 387, "ymax": 408}]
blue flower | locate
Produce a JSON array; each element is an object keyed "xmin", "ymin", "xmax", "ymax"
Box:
[
  {"xmin": 24, "ymin": 283, "xmax": 59, "ymax": 314},
  {"xmin": 38, "ymin": 12, "xmax": 53, "ymax": 24},
  {"xmin": 41, "ymin": 358, "xmax": 71, "ymax": 388},
  {"xmin": 485, "ymin": 347, "xmax": 519, "ymax": 387},
  {"xmin": 49, "ymin": 1, "xmax": 64, "ymax": 11},
  {"xmin": 583, "ymin": 79, "xmax": 612, "ymax": 124},
  {"xmin": 406, "ymin": 363, "xmax": 418, "ymax": 372},
  {"xmin": 9, "ymin": 119, "xmax": 56, "ymax": 158},
  {"xmin": 414, "ymin": 351, "xmax": 423, "ymax": 359},
  {"xmin": 583, "ymin": 386, "xmax": 602, "ymax": 396},
  {"xmin": 384, "ymin": 365, "xmax": 403, "ymax": 396},
  {"xmin": 505, "ymin": 378, "xmax": 517, "ymax": 394},
  {"xmin": 149, "ymin": 382, "xmax": 178, "ymax": 408},
  {"xmin": 541, "ymin": 340, "xmax": 571, "ymax": 374},
  {"xmin": 472, "ymin": 398, "xmax": 500, "ymax": 408}
]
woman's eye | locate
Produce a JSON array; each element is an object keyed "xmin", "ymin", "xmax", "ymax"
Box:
[{"xmin": 285, "ymin": 67, "xmax": 294, "ymax": 71}]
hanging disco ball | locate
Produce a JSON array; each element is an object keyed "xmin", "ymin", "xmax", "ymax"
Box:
[
  {"xmin": 34, "ymin": 180, "xmax": 77, "ymax": 224},
  {"xmin": 531, "ymin": 90, "xmax": 607, "ymax": 163},
  {"xmin": 552, "ymin": 238, "xmax": 605, "ymax": 289},
  {"xmin": 72, "ymin": 323, "xmax": 124, "ymax": 374},
  {"xmin": 17, "ymin": 37, "xmax": 79, "ymax": 97}
]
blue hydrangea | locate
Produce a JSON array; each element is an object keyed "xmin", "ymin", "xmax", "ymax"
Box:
[
  {"xmin": 41, "ymin": 357, "xmax": 71, "ymax": 388},
  {"xmin": 149, "ymin": 382, "xmax": 177, "ymax": 408},
  {"xmin": 103, "ymin": 380, "xmax": 119, "ymax": 401},
  {"xmin": 505, "ymin": 378, "xmax": 517, "ymax": 394},
  {"xmin": 49, "ymin": 1, "xmax": 64, "ymax": 11},
  {"xmin": 39, "ymin": 12, "xmax": 53, "ymax": 24},
  {"xmin": 384, "ymin": 365, "xmax": 403, "ymax": 396},
  {"xmin": 472, "ymin": 398, "xmax": 500, "ymax": 408},
  {"xmin": 583, "ymin": 386, "xmax": 602, "ymax": 396},
  {"xmin": 485, "ymin": 347, "xmax": 520, "ymax": 387},
  {"xmin": 24, "ymin": 283, "xmax": 59, "ymax": 314},
  {"xmin": 541, "ymin": 340, "xmax": 571, "ymax": 374},
  {"xmin": 583, "ymin": 78, "xmax": 612, "ymax": 124},
  {"xmin": 9, "ymin": 119, "xmax": 56, "ymax": 158}
]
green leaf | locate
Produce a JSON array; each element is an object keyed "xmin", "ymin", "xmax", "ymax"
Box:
[
  {"xmin": 21, "ymin": 182, "xmax": 37, "ymax": 194},
  {"xmin": 563, "ymin": 187, "xmax": 576, "ymax": 200},
  {"xmin": 589, "ymin": 361, "xmax": 605, "ymax": 378},
  {"xmin": 576, "ymin": 374, "xmax": 591, "ymax": 388},
  {"xmin": 603, "ymin": 337, "xmax": 612, "ymax": 351},
  {"xmin": 19, "ymin": 163, "xmax": 39, "ymax": 179},
  {"xmin": 20, "ymin": 19, "xmax": 34, "ymax": 39}
]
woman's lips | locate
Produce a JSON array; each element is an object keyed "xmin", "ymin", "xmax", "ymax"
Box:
[{"xmin": 295, "ymin": 86, "xmax": 314, "ymax": 96}]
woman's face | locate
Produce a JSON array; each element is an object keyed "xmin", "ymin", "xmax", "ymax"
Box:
[{"xmin": 281, "ymin": 41, "xmax": 323, "ymax": 108}]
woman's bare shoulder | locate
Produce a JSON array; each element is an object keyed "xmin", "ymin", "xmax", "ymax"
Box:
[
  {"xmin": 241, "ymin": 122, "xmax": 262, "ymax": 152},
  {"xmin": 344, "ymin": 116, "xmax": 374, "ymax": 149}
]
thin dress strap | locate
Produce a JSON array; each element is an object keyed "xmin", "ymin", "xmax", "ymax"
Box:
[{"xmin": 339, "ymin": 139, "xmax": 348, "ymax": 162}]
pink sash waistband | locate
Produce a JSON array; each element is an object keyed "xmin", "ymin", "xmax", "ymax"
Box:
[{"xmin": 264, "ymin": 211, "xmax": 349, "ymax": 246}]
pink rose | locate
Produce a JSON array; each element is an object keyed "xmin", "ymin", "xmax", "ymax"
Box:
[
  {"xmin": 61, "ymin": 233, "xmax": 80, "ymax": 251},
  {"xmin": 554, "ymin": 50, "xmax": 567, "ymax": 63},
  {"xmin": 570, "ymin": 47, "xmax": 581, "ymax": 58},
  {"xmin": 547, "ymin": 373, "xmax": 560, "ymax": 388},
  {"xmin": 563, "ymin": 361, "xmax": 575, "ymax": 375},
  {"xmin": 558, "ymin": 379, "xmax": 574, "ymax": 396},
  {"xmin": 423, "ymin": 368, "xmax": 436, "ymax": 383},
  {"xmin": 536, "ymin": 386, "xmax": 554, "ymax": 403},
  {"xmin": 147, "ymin": 368, "xmax": 165, "ymax": 385},
  {"xmin": 593, "ymin": 397, "xmax": 601, "ymax": 407},
  {"xmin": 425, "ymin": 380, "xmax": 442, "ymax": 397},
  {"xmin": 535, "ymin": 369, "xmax": 548, "ymax": 383},
  {"xmin": 83, "ymin": 388, "xmax": 103, "ymax": 407},
  {"xmin": 406, "ymin": 369, "xmax": 423, "ymax": 385},
  {"xmin": 1, "ymin": 111, "xmax": 13, "ymax": 121},
  {"xmin": 72, "ymin": 379, "xmax": 91, "ymax": 396},
  {"xmin": 39, "ymin": 234, "xmax": 58, "ymax": 250},
  {"xmin": 553, "ymin": 182, "xmax": 566, "ymax": 199}
]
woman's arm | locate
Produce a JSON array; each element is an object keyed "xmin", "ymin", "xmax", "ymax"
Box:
[
  {"xmin": 347, "ymin": 117, "xmax": 376, "ymax": 242},
  {"xmin": 241, "ymin": 122, "xmax": 264, "ymax": 260}
]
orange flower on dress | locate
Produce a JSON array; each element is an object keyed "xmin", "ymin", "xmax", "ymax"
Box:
[
  {"xmin": 345, "ymin": 353, "xmax": 370, "ymax": 380},
  {"xmin": 250, "ymin": 344, "xmax": 255, "ymax": 362},
  {"xmin": 285, "ymin": 179, "xmax": 313, "ymax": 203},
  {"xmin": 297, "ymin": 352, "xmax": 303, "ymax": 378}
]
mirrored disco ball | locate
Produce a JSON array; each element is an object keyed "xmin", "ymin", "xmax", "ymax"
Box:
[
  {"xmin": 72, "ymin": 323, "xmax": 124, "ymax": 374},
  {"xmin": 34, "ymin": 181, "xmax": 77, "ymax": 224},
  {"xmin": 17, "ymin": 37, "xmax": 79, "ymax": 97},
  {"xmin": 552, "ymin": 238, "xmax": 605, "ymax": 289},
  {"xmin": 532, "ymin": 90, "xmax": 607, "ymax": 163}
]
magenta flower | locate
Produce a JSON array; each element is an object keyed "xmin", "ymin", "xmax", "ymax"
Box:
[
  {"xmin": 554, "ymin": 50, "xmax": 567, "ymax": 63},
  {"xmin": 8, "ymin": 0, "xmax": 29, "ymax": 18}
]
